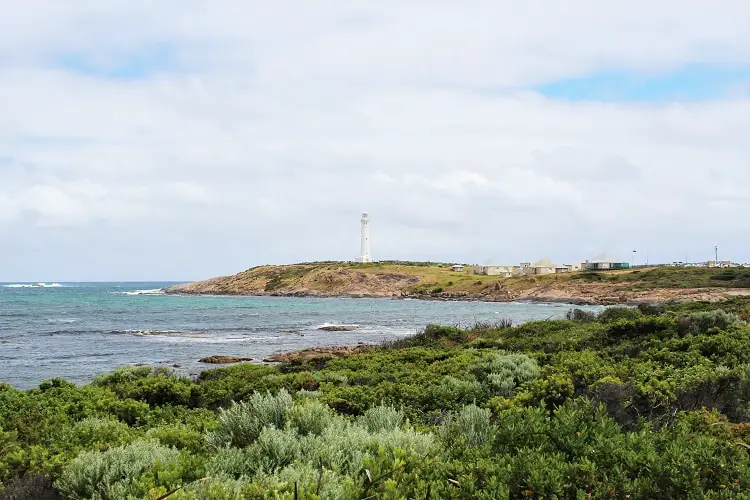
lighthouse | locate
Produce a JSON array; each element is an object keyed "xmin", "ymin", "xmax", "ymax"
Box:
[{"xmin": 360, "ymin": 213, "xmax": 372, "ymax": 263}]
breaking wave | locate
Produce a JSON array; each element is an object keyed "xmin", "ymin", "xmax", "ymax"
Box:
[
  {"xmin": 47, "ymin": 318, "xmax": 80, "ymax": 324},
  {"xmin": 121, "ymin": 329, "xmax": 186, "ymax": 336},
  {"xmin": 116, "ymin": 288, "xmax": 165, "ymax": 296},
  {"xmin": 4, "ymin": 283, "xmax": 65, "ymax": 288}
]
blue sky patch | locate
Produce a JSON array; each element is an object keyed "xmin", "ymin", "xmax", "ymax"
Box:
[
  {"xmin": 535, "ymin": 64, "xmax": 750, "ymax": 102},
  {"xmin": 57, "ymin": 43, "xmax": 176, "ymax": 79}
]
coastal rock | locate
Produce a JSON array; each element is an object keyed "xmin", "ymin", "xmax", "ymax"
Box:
[
  {"xmin": 198, "ymin": 356, "xmax": 254, "ymax": 364},
  {"xmin": 318, "ymin": 325, "xmax": 358, "ymax": 332}
]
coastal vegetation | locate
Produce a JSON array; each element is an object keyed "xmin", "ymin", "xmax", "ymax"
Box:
[
  {"xmin": 167, "ymin": 262, "xmax": 750, "ymax": 304},
  {"xmin": 3, "ymin": 298, "xmax": 750, "ymax": 497}
]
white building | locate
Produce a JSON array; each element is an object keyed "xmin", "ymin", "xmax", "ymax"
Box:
[
  {"xmin": 529, "ymin": 258, "xmax": 558, "ymax": 275},
  {"xmin": 474, "ymin": 265, "xmax": 516, "ymax": 277},
  {"xmin": 583, "ymin": 253, "xmax": 630, "ymax": 271}
]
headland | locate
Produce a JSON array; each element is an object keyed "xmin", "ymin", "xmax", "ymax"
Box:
[{"xmin": 166, "ymin": 261, "xmax": 750, "ymax": 305}]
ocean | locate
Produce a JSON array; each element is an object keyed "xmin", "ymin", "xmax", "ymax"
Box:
[{"xmin": 0, "ymin": 282, "xmax": 601, "ymax": 389}]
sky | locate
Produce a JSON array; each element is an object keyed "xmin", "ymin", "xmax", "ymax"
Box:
[{"xmin": 1, "ymin": 1, "xmax": 749, "ymax": 281}]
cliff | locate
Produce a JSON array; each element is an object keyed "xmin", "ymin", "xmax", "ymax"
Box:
[{"xmin": 166, "ymin": 262, "xmax": 750, "ymax": 304}]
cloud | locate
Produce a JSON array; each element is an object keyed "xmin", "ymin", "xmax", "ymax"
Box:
[{"xmin": 0, "ymin": 1, "xmax": 749, "ymax": 280}]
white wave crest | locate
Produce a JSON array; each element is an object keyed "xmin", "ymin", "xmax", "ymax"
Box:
[
  {"xmin": 122, "ymin": 329, "xmax": 185, "ymax": 336},
  {"xmin": 47, "ymin": 318, "xmax": 80, "ymax": 324},
  {"xmin": 118, "ymin": 288, "xmax": 165, "ymax": 296},
  {"xmin": 314, "ymin": 323, "xmax": 360, "ymax": 331},
  {"xmin": 4, "ymin": 282, "xmax": 64, "ymax": 288}
]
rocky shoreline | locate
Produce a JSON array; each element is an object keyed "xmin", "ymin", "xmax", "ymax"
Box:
[{"xmin": 166, "ymin": 286, "xmax": 741, "ymax": 306}]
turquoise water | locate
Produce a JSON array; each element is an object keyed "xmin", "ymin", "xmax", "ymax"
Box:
[{"xmin": 0, "ymin": 282, "xmax": 600, "ymax": 389}]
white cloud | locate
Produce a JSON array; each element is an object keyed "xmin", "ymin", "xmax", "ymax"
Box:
[{"xmin": 0, "ymin": 1, "xmax": 749, "ymax": 279}]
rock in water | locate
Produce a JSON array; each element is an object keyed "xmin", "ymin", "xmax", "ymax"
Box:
[
  {"xmin": 318, "ymin": 325, "xmax": 358, "ymax": 331},
  {"xmin": 199, "ymin": 356, "xmax": 253, "ymax": 364}
]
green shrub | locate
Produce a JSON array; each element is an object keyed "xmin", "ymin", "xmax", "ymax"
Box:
[
  {"xmin": 248, "ymin": 427, "xmax": 301, "ymax": 473},
  {"xmin": 0, "ymin": 427, "xmax": 26, "ymax": 483},
  {"xmin": 427, "ymin": 376, "xmax": 485, "ymax": 410},
  {"xmin": 565, "ymin": 309, "xmax": 597, "ymax": 323},
  {"xmin": 91, "ymin": 366, "xmax": 155, "ymax": 387},
  {"xmin": 205, "ymin": 447, "xmax": 254, "ymax": 478},
  {"xmin": 54, "ymin": 440, "xmax": 181, "ymax": 500},
  {"xmin": 684, "ymin": 310, "xmax": 740, "ymax": 335},
  {"xmin": 637, "ymin": 302, "xmax": 664, "ymax": 315},
  {"xmin": 146, "ymin": 425, "xmax": 206, "ymax": 454},
  {"xmin": 358, "ymin": 405, "xmax": 404, "ymax": 433},
  {"xmin": 597, "ymin": 306, "xmax": 642, "ymax": 323},
  {"xmin": 66, "ymin": 417, "xmax": 137, "ymax": 451},
  {"xmin": 475, "ymin": 353, "xmax": 541, "ymax": 397},
  {"xmin": 286, "ymin": 399, "xmax": 335, "ymax": 436},
  {"xmin": 441, "ymin": 404, "xmax": 494, "ymax": 447},
  {"xmin": 206, "ymin": 390, "xmax": 293, "ymax": 449}
]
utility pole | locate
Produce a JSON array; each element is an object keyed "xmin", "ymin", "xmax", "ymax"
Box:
[{"xmin": 715, "ymin": 245, "xmax": 719, "ymax": 263}]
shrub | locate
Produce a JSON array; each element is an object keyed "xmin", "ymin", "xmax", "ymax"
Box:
[
  {"xmin": 54, "ymin": 440, "xmax": 181, "ymax": 500},
  {"xmin": 477, "ymin": 353, "xmax": 541, "ymax": 397},
  {"xmin": 248, "ymin": 427, "xmax": 301, "ymax": 473},
  {"xmin": 381, "ymin": 324, "xmax": 467, "ymax": 349},
  {"xmin": 358, "ymin": 405, "xmax": 404, "ymax": 433},
  {"xmin": 0, "ymin": 428, "xmax": 25, "ymax": 483},
  {"xmin": 0, "ymin": 475, "xmax": 61, "ymax": 500},
  {"xmin": 441, "ymin": 404, "xmax": 494, "ymax": 447},
  {"xmin": 637, "ymin": 302, "xmax": 664, "ymax": 316},
  {"xmin": 428, "ymin": 376, "xmax": 485, "ymax": 409},
  {"xmin": 206, "ymin": 390, "xmax": 293, "ymax": 449},
  {"xmin": 67, "ymin": 417, "xmax": 137, "ymax": 451},
  {"xmin": 91, "ymin": 366, "xmax": 155, "ymax": 387},
  {"xmin": 145, "ymin": 425, "xmax": 206, "ymax": 454},
  {"xmin": 458, "ymin": 404, "xmax": 493, "ymax": 447},
  {"xmin": 684, "ymin": 310, "xmax": 740, "ymax": 335},
  {"xmin": 604, "ymin": 317, "xmax": 673, "ymax": 341},
  {"xmin": 517, "ymin": 373, "xmax": 576, "ymax": 408},
  {"xmin": 597, "ymin": 307, "xmax": 642, "ymax": 323},
  {"xmin": 205, "ymin": 447, "xmax": 254, "ymax": 478},
  {"xmin": 566, "ymin": 309, "xmax": 597, "ymax": 323},
  {"xmin": 286, "ymin": 400, "xmax": 335, "ymax": 436},
  {"xmin": 117, "ymin": 375, "xmax": 195, "ymax": 406}
]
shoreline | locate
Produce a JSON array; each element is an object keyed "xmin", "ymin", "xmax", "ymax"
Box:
[
  {"xmin": 163, "ymin": 289, "xmax": 603, "ymax": 306},
  {"xmin": 163, "ymin": 288, "xmax": 740, "ymax": 306}
]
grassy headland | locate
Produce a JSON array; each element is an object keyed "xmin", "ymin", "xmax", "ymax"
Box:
[
  {"xmin": 3, "ymin": 298, "xmax": 750, "ymax": 497},
  {"xmin": 167, "ymin": 261, "xmax": 750, "ymax": 304}
]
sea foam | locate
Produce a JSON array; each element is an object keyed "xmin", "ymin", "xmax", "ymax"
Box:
[
  {"xmin": 4, "ymin": 283, "xmax": 64, "ymax": 288},
  {"xmin": 117, "ymin": 288, "xmax": 165, "ymax": 296}
]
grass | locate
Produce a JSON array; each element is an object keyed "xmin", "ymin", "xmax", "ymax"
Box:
[
  {"xmin": 219, "ymin": 262, "xmax": 750, "ymax": 297},
  {"xmin": 571, "ymin": 267, "xmax": 750, "ymax": 290}
]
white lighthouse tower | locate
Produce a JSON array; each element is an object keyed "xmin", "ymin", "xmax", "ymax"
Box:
[{"xmin": 360, "ymin": 213, "xmax": 372, "ymax": 263}]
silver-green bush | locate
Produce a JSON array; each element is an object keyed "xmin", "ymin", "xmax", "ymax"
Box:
[
  {"xmin": 54, "ymin": 440, "xmax": 180, "ymax": 500},
  {"xmin": 287, "ymin": 399, "xmax": 335, "ymax": 436},
  {"xmin": 480, "ymin": 353, "xmax": 540, "ymax": 396},
  {"xmin": 207, "ymin": 389, "xmax": 293, "ymax": 449},
  {"xmin": 441, "ymin": 404, "xmax": 494, "ymax": 447},
  {"xmin": 358, "ymin": 405, "xmax": 404, "ymax": 433}
]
